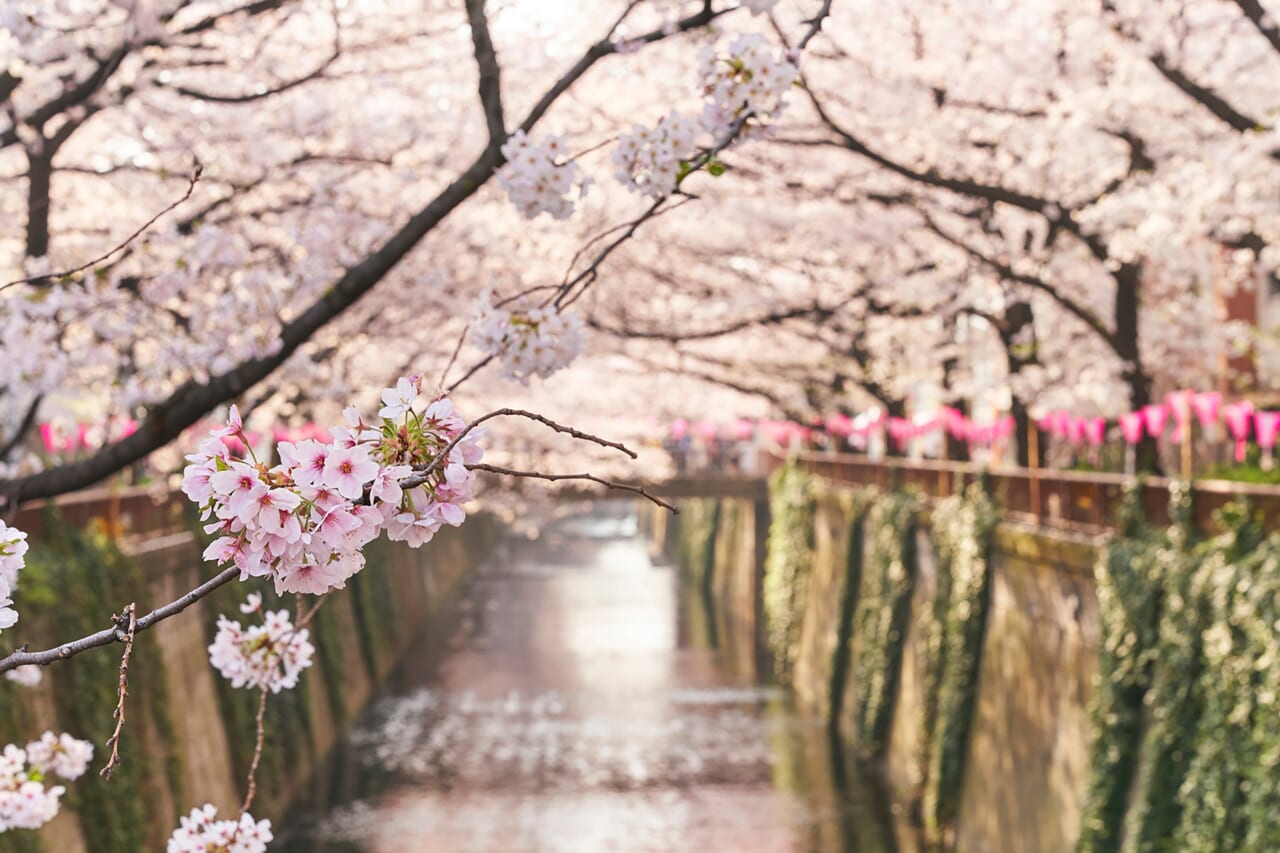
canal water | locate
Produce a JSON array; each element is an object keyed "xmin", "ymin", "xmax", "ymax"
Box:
[{"xmin": 273, "ymin": 502, "xmax": 907, "ymax": 852}]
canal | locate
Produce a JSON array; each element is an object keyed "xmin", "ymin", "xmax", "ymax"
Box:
[{"xmin": 273, "ymin": 502, "xmax": 909, "ymax": 852}]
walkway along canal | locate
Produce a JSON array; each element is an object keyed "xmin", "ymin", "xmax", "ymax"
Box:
[{"xmin": 273, "ymin": 501, "xmax": 911, "ymax": 852}]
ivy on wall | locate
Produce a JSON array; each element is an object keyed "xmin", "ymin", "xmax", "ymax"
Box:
[
  {"xmin": 849, "ymin": 489, "xmax": 918, "ymax": 757},
  {"xmin": 675, "ymin": 498, "xmax": 720, "ymax": 592},
  {"xmin": 827, "ymin": 506, "xmax": 867, "ymax": 728},
  {"xmin": 1077, "ymin": 482, "xmax": 1174, "ymax": 853},
  {"xmin": 921, "ymin": 482, "xmax": 999, "ymax": 838},
  {"xmin": 0, "ymin": 515, "xmax": 183, "ymax": 853},
  {"xmin": 763, "ymin": 461, "xmax": 816, "ymax": 681},
  {"xmin": 1078, "ymin": 482, "xmax": 1280, "ymax": 852}
]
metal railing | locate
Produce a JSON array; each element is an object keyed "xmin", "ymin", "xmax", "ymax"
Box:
[{"xmin": 796, "ymin": 452, "xmax": 1280, "ymax": 536}]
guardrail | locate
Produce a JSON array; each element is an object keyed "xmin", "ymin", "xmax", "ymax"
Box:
[
  {"xmin": 13, "ymin": 486, "xmax": 190, "ymax": 543},
  {"xmin": 796, "ymin": 452, "xmax": 1280, "ymax": 536}
]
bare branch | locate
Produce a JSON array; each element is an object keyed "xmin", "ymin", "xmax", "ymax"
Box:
[
  {"xmin": 0, "ymin": 166, "xmax": 203, "ymax": 294},
  {"xmin": 465, "ymin": 0, "xmax": 506, "ymax": 149},
  {"xmin": 1230, "ymin": 0, "xmax": 1280, "ymax": 55},
  {"xmin": 0, "ymin": 395, "xmax": 43, "ymax": 462},
  {"xmin": 470, "ymin": 463, "xmax": 679, "ymax": 513},
  {"xmin": 240, "ymin": 688, "xmax": 269, "ymax": 815},
  {"xmin": 401, "ymin": 407, "xmax": 638, "ymax": 493},
  {"xmin": 0, "ymin": 566, "xmax": 240, "ymax": 673}
]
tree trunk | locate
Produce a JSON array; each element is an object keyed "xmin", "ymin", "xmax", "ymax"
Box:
[{"xmin": 26, "ymin": 149, "xmax": 52, "ymax": 259}]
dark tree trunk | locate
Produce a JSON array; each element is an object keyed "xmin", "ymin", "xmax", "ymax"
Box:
[{"xmin": 26, "ymin": 150, "xmax": 51, "ymax": 259}]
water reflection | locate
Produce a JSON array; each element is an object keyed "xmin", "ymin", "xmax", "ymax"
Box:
[{"xmin": 274, "ymin": 502, "xmax": 901, "ymax": 852}]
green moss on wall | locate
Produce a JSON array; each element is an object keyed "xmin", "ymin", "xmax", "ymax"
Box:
[
  {"xmin": 764, "ymin": 462, "xmax": 816, "ymax": 680},
  {"xmin": 310, "ymin": 598, "xmax": 348, "ymax": 726},
  {"xmin": 349, "ymin": 538, "xmax": 400, "ymax": 677},
  {"xmin": 827, "ymin": 508, "xmax": 866, "ymax": 728},
  {"xmin": 1078, "ymin": 482, "xmax": 1177, "ymax": 852},
  {"xmin": 1077, "ymin": 483, "xmax": 1280, "ymax": 852},
  {"xmin": 0, "ymin": 514, "xmax": 183, "ymax": 853},
  {"xmin": 674, "ymin": 498, "xmax": 720, "ymax": 591},
  {"xmin": 922, "ymin": 482, "xmax": 998, "ymax": 838},
  {"xmin": 849, "ymin": 489, "xmax": 918, "ymax": 757}
]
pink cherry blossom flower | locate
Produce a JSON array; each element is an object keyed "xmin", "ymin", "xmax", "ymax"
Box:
[{"xmin": 322, "ymin": 446, "xmax": 378, "ymax": 500}]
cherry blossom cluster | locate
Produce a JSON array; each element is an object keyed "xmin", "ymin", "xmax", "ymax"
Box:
[
  {"xmin": 697, "ymin": 33, "xmax": 799, "ymax": 134},
  {"xmin": 0, "ymin": 732, "xmax": 93, "ymax": 833},
  {"xmin": 208, "ymin": 595, "xmax": 314, "ymax": 693},
  {"xmin": 0, "ymin": 521, "xmax": 28, "ymax": 636},
  {"xmin": 613, "ymin": 111, "xmax": 702, "ymax": 199},
  {"xmin": 3, "ymin": 667, "xmax": 40, "ymax": 687},
  {"xmin": 167, "ymin": 804, "xmax": 272, "ymax": 853},
  {"xmin": 496, "ymin": 131, "xmax": 589, "ymax": 221},
  {"xmin": 183, "ymin": 378, "xmax": 481, "ymax": 596},
  {"xmin": 471, "ymin": 294, "xmax": 586, "ymax": 382}
]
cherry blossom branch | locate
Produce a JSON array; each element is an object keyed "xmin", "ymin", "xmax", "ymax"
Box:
[
  {"xmin": 0, "ymin": 165, "xmax": 203, "ymax": 294},
  {"xmin": 99, "ymin": 602, "xmax": 136, "ymax": 779},
  {"xmin": 0, "ymin": 6, "xmax": 726, "ymax": 507},
  {"xmin": 0, "ymin": 566, "xmax": 240, "ymax": 674},
  {"xmin": 469, "ymin": 463, "xmax": 679, "ymax": 513},
  {"xmin": 554, "ymin": 118, "xmax": 751, "ymax": 312}
]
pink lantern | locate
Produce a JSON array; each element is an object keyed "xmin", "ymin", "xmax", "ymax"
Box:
[
  {"xmin": 694, "ymin": 420, "xmax": 719, "ymax": 441},
  {"xmin": 1255, "ymin": 411, "xmax": 1280, "ymax": 450},
  {"xmin": 670, "ymin": 418, "xmax": 689, "ymax": 440},
  {"xmin": 1141, "ymin": 404, "xmax": 1168, "ymax": 439},
  {"xmin": 1119, "ymin": 413, "xmax": 1144, "ymax": 444},
  {"xmin": 1067, "ymin": 417, "xmax": 1086, "ymax": 447},
  {"xmin": 1166, "ymin": 390, "xmax": 1195, "ymax": 442},
  {"xmin": 732, "ymin": 418, "xmax": 754, "ymax": 441},
  {"xmin": 1192, "ymin": 392, "xmax": 1222, "ymax": 429},
  {"xmin": 38, "ymin": 423, "xmax": 56, "ymax": 454},
  {"xmin": 1084, "ymin": 417, "xmax": 1107, "ymax": 446},
  {"xmin": 825, "ymin": 413, "xmax": 853, "ymax": 437},
  {"xmin": 1223, "ymin": 401, "xmax": 1254, "ymax": 462}
]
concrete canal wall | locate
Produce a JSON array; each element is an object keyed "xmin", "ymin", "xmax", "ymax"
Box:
[
  {"xmin": 0, "ymin": 489, "xmax": 494, "ymax": 853},
  {"xmin": 646, "ymin": 474, "xmax": 1103, "ymax": 853}
]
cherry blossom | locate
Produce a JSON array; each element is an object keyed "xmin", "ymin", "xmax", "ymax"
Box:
[
  {"xmin": 698, "ymin": 33, "xmax": 799, "ymax": 134},
  {"xmin": 2, "ymin": 666, "xmax": 40, "ymax": 687},
  {"xmin": 0, "ymin": 733, "xmax": 92, "ymax": 833},
  {"xmin": 471, "ymin": 294, "xmax": 586, "ymax": 382},
  {"xmin": 166, "ymin": 804, "xmax": 272, "ymax": 853},
  {"xmin": 186, "ymin": 378, "xmax": 482, "ymax": 596},
  {"xmin": 614, "ymin": 112, "xmax": 702, "ymax": 198},
  {"xmin": 207, "ymin": 605, "xmax": 314, "ymax": 694},
  {"xmin": 0, "ymin": 522, "xmax": 27, "ymax": 636},
  {"xmin": 497, "ymin": 131, "xmax": 590, "ymax": 221}
]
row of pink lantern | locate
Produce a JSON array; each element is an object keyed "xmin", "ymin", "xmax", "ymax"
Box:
[
  {"xmin": 38, "ymin": 419, "xmax": 139, "ymax": 455},
  {"xmin": 1041, "ymin": 391, "xmax": 1277, "ymax": 463}
]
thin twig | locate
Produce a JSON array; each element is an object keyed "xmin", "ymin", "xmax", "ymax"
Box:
[
  {"xmin": 470, "ymin": 463, "xmax": 679, "ymax": 513},
  {"xmin": 436, "ymin": 324, "xmax": 470, "ymax": 392},
  {"xmin": 444, "ymin": 354, "xmax": 494, "ymax": 395},
  {"xmin": 99, "ymin": 602, "xmax": 136, "ymax": 779},
  {"xmin": 0, "ymin": 165, "xmax": 202, "ymax": 294},
  {"xmin": 401, "ymin": 407, "xmax": 637, "ymax": 490},
  {"xmin": 240, "ymin": 688, "xmax": 269, "ymax": 815},
  {"xmin": 296, "ymin": 594, "xmax": 328, "ymax": 629}
]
